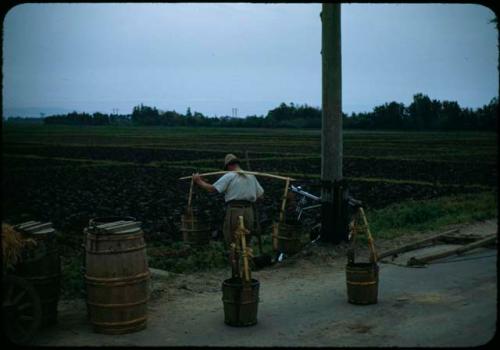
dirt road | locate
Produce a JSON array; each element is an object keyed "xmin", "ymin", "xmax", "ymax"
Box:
[{"xmin": 35, "ymin": 219, "xmax": 497, "ymax": 347}]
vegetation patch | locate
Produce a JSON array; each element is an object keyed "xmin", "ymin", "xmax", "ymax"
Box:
[{"xmin": 365, "ymin": 191, "xmax": 498, "ymax": 240}]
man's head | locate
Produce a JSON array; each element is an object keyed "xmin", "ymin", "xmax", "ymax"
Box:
[{"xmin": 224, "ymin": 153, "xmax": 240, "ymax": 171}]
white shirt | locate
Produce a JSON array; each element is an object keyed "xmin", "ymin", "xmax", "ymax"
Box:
[{"xmin": 213, "ymin": 172, "xmax": 264, "ymax": 203}]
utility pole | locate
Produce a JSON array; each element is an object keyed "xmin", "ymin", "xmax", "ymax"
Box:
[{"xmin": 320, "ymin": 3, "xmax": 348, "ymax": 244}]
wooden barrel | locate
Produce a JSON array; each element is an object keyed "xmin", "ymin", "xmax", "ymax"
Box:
[
  {"xmin": 346, "ymin": 262, "xmax": 379, "ymax": 305},
  {"xmin": 13, "ymin": 221, "xmax": 61, "ymax": 327},
  {"xmin": 180, "ymin": 214, "xmax": 210, "ymax": 245},
  {"xmin": 81, "ymin": 216, "xmax": 136, "ymax": 304},
  {"xmin": 221, "ymin": 277, "xmax": 259, "ymax": 327},
  {"xmin": 275, "ymin": 222, "xmax": 302, "ymax": 255},
  {"xmin": 85, "ymin": 217, "xmax": 150, "ymax": 334}
]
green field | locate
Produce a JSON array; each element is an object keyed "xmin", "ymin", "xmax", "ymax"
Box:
[{"xmin": 2, "ymin": 124, "xmax": 497, "ymax": 295}]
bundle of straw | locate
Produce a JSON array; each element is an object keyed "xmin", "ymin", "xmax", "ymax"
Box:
[{"xmin": 2, "ymin": 223, "xmax": 37, "ymax": 271}]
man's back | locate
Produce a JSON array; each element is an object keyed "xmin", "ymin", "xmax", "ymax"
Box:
[{"xmin": 213, "ymin": 172, "xmax": 264, "ymax": 202}]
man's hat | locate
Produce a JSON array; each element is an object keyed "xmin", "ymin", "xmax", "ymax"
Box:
[{"xmin": 224, "ymin": 153, "xmax": 240, "ymax": 169}]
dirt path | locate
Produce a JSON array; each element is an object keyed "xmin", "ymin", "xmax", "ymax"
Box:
[{"xmin": 35, "ymin": 219, "xmax": 497, "ymax": 347}]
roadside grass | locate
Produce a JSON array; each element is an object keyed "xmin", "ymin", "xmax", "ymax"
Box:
[
  {"xmin": 147, "ymin": 241, "xmax": 228, "ymax": 273},
  {"xmin": 60, "ymin": 254, "xmax": 86, "ymax": 299},
  {"xmin": 365, "ymin": 191, "xmax": 498, "ymax": 241}
]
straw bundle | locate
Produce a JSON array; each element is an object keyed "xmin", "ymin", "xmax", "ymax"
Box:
[{"xmin": 2, "ymin": 223, "xmax": 37, "ymax": 271}]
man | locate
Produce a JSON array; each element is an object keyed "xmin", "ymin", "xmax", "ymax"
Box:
[{"xmin": 192, "ymin": 153, "xmax": 264, "ymax": 248}]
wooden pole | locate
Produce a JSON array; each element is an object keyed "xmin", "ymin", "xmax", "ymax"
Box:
[
  {"xmin": 377, "ymin": 228, "xmax": 459, "ymax": 260},
  {"xmin": 187, "ymin": 177, "xmax": 194, "ymax": 211},
  {"xmin": 359, "ymin": 208, "xmax": 377, "ymax": 263},
  {"xmin": 230, "ymin": 242, "xmax": 239, "ymax": 278},
  {"xmin": 179, "ymin": 170, "xmax": 295, "ymax": 182},
  {"xmin": 407, "ymin": 234, "xmax": 497, "ymax": 266},
  {"xmin": 279, "ymin": 178, "xmax": 291, "ymax": 223},
  {"xmin": 320, "ymin": 3, "xmax": 345, "ymax": 244},
  {"xmin": 238, "ymin": 216, "xmax": 251, "ymax": 282}
]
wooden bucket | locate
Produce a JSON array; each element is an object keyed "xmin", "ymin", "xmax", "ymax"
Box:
[
  {"xmin": 346, "ymin": 262, "xmax": 379, "ymax": 305},
  {"xmin": 85, "ymin": 217, "xmax": 150, "ymax": 334},
  {"xmin": 221, "ymin": 277, "xmax": 259, "ymax": 327},
  {"xmin": 82, "ymin": 216, "xmax": 137, "ymax": 304},
  {"xmin": 13, "ymin": 221, "xmax": 61, "ymax": 327},
  {"xmin": 345, "ymin": 207, "xmax": 379, "ymax": 305},
  {"xmin": 274, "ymin": 222, "xmax": 302, "ymax": 255},
  {"xmin": 180, "ymin": 214, "xmax": 210, "ymax": 245}
]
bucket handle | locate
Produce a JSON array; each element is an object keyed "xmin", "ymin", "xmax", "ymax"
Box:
[
  {"xmin": 348, "ymin": 207, "xmax": 378, "ymax": 264},
  {"xmin": 187, "ymin": 177, "xmax": 194, "ymax": 213}
]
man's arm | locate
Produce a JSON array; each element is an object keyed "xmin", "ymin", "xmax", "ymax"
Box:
[
  {"xmin": 256, "ymin": 178, "xmax": 264, "ymax": 199},
  {"xmin": 193, "ymin": 173, "xmax": 217, "ymax": 193}
]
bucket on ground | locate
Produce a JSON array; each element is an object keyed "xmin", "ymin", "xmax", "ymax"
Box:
[
  {"xmin": 345, "ymin": 206, "xmax": 379, "ymax": 305},
  {"xmin": 13, "ymin": 221, "xmax": 61, "ymax": 327},
  {"xmin": 221, "ymin": 277, "xmax": 259, "ymax": 327},
  {"xmin": 84, "ymin": 216, "xmax": 150, "ymax": 334},
  {"xmin": 346, "ymin": 262, "xmax": 379, "ymax": 305}
]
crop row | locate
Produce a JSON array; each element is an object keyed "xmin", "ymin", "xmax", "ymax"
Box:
[
  {"xmin": 2, "ymin": 157, "xmax": 491, "ymax": 249},
  {"xmin": 4, "ymin": 141, "xmax": 497, "ymax": 167},
  {"xmin": 4, "ymin": 148, "xmax": 496, "ymax": 188}
]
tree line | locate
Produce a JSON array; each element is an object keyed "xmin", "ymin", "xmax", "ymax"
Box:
[
  {"xmin": 39, "ymin": 93, "xmax": 497, "ymax": 131},
  {"xmin": 43, "ymin": 112, "xmax": 131, "ymax": 126}
]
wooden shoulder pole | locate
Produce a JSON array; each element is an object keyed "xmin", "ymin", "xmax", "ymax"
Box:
[{"xmin": 179, "ymin": 171, "xmax": 295, "ymax": 182}]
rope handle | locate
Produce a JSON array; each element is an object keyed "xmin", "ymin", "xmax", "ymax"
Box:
[{"xmin": 348, "ymin": 207, "xmax": 378, "ymax": 264}]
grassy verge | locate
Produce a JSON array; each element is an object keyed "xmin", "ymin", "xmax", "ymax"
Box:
[
  {"xmin": 147, "ymin": 241, "xmax": 228, "ymax": 273},
  {"xmin": 365, "ymin": 191, "xmax": 498, "ymax": 240}
]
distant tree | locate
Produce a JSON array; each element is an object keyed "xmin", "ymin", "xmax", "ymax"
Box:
[
  {"xmin": 372, "ymin": 102, "xmax": 406, "ymax": 129},
  {"xmin": 408, "ymin": 93, "xmax": 440, "ymax": 130},
  {"xmin": 437, "ymin": 101, "xmax": 462, "ymax": 130},
  {"xmin": 132, "ymin": 104, "xmax": 160, "ymax": 125}
]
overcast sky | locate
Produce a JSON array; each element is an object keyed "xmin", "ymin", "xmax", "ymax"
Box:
[{"xmin": 2, "ymin": 3, "xmax": 498, "ymax": 118}]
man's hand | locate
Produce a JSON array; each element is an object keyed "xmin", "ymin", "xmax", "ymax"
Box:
[
  {"xmin": 192, "ymin": 173, "xmax": 203, "ymax": 185},
  {"xmin": 192, "ymin": 173, "xmax": 216, "ymax": 193}
]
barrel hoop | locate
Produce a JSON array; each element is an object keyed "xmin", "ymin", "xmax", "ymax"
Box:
[
  {"xmin": 346, "ymin": 280, "xmax": 377, "ymax": 286},
  {"xmin": 85, "ymin": 271, "xmax": 150, "ymax": 285},
  {"xmin": 181, "ymin": 225, "xmax": 209, "ymax": 229},
  {"xmin": 221, "ymin": 299, "xmax": 258, "ymax": 305},
  {"xmin": 87, "ymin": 297, "xmax": 149, "ymax": 308},
  {"xmin": 91, "ymin": 316, "xmax": 148, "ymax": 327},
  {"xmin": 276, "ymin": 235, "xmax": 300, "ymax": 240},
  {"xmin": 86, "ymin": 244, "xmax": 146, "ymax": 255},
  {"xmin": 85, "ymin": 270, "xmax": 150, "ymax": 282},
  {"xmin": 181, "ymin": 228, "xmax": 211, "ymax": 233},
  {"xmin": 86, "ymin": 233, "xmax": 143, "ymax": 241},
  {"xmin": 23, "ymin": 273, "xmax": 61, "ymax": 281},
  {"xmin": 346, "ymin": 269, "xmax": 374, "ymax": 274},
  {"xmin": 85, "ymin": 278, "xmax": 150, "ymax": 287},
  {"xmin": 94, "ymin": 323, "xmax": 147, "ymax": 334}
]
